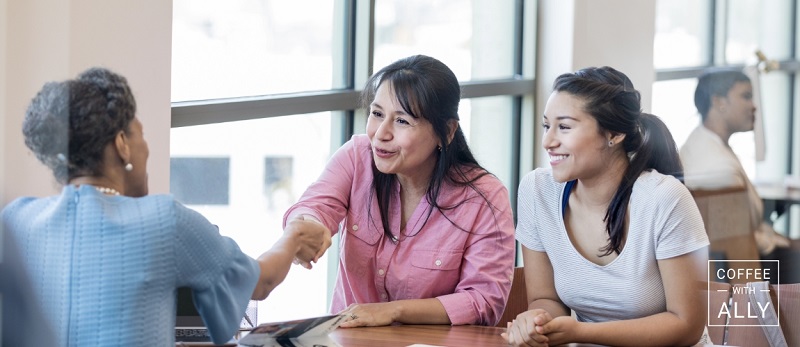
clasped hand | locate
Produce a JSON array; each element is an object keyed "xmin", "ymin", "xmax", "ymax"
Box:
[
  {"xmin": 284, "ymin": 216, "xmax": 332, "ymax": 269},
  {"xmin": 502, "ymin": 309, "xmax": 580, "ymax": 347}
]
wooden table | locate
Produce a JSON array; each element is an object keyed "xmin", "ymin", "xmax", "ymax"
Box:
[
  {"xmin": 756, "ymin": 183, "xmax": 800, "ymax": 223},
  {"xmin": 330, "ymin": 325, "xmax": 506, "ymax": 347},
  {"xmin": 329, "ymin": 325, "xmax": 601, "ymax": 347},
  {"xmin": 176, "ymin": 325, "xmax": 603, "ymax": 346}
]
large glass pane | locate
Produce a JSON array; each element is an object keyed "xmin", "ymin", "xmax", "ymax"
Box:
[
  {"xmin": 461, "ymin": 96, "xmax": 515, "ymax": 190},
  {"xmin": 726, "ymin": 0, "xmax": 793, "ymax": 64},
  {"xmin": 651, "ymin": 79, "xmax": 701, "ymax": 148},
  {"xmin": 373, "ymin": 0, "xmax": 517, "ymax": 81},
  {"xmin": 172, "ymin": 0, "xmax": 339, "ymax": 102},
  {"xmin": 654, "ymin": 0, "xmax": 712, "ymax": 68},
  {"xmin": 170, "ymin": 113, "xmax": 336, "ymax": 323}
]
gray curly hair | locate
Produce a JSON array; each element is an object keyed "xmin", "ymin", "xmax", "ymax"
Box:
[{"xmin": 23, "ymin": 67, "xmax": 136, "ymax": 184}]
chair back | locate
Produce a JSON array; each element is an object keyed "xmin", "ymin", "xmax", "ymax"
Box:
[
  {"xmin": 726, "ymin": 283, "xmax": 771, "ymax": 347},
  {"xmin": 706, "ymin": 281, "xmax": 730, "ymax": 344},
  {"xmin": 496, "ymin": 267, "xmax": 527, "ymax": 327},
  {"xmin": 725, "ymin": 282, "xmax": 799, "ymax": 347},
  {"xmin": 691, "ymin": 187, "xmax": 761, "ymax": 284},
  {"xmin": 776, "ymin": 283, "xmax": 800, "ymax": 346}
]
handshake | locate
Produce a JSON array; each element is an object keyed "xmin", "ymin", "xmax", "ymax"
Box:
[
  {"xmin": 283, "ymin": 215, "xmax": 333, "ymax": 270},
  {"xmin": 251, "ymin": 214, "xmax": 333, "ymax": 300}
]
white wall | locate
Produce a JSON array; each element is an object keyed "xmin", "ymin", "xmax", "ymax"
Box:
[
  {"xmin": 2, "ymin": 0, "xmax": 172, "ymax": 206},
  {"xmin": 0, "ymin": 0, "xmax": 5, "ymax": 339},
  {"xmin": 1, "ymin": 0, "xmax": 7, "ymax": 208},
  {"xmin": 535, "ymin": 0, "xmax": 657, "ymax": 168}
]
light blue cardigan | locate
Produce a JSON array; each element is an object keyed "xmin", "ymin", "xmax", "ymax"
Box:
[{"xmin": 2, "ymin": 185, "xmax": 259, "ymax": 346}]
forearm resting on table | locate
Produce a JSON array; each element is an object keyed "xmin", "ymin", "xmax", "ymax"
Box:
[
  {"xmin": 392, "ymin": 298, "xmax": 451, "ymax": 325},
  {"xmin": 576, "ymin": 312, "xmax": 704, "ymax": 347}
]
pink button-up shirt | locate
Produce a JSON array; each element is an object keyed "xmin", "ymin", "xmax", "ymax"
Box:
[{"xmin": 283, "ymin": 135, "xmax": 515, "ymax": 326}]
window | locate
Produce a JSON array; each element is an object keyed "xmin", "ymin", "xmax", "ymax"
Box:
[
  {"xmin": 654, "ymin": 0, "xmax": 800, "ymax": 237},
  {"xmin": 172, "ymin": 0, "xmax": 339, "ymax": 102},
  {"xmin": 170, "ymin": 157, "xmax": 230, "ymax": 205},
  {"xmin": 653, "ymin": 0, "xmax": 712, "ymax": 69},
  {"xmin": 373, "ymin": 0, "xmax": 518, "ymax": 81},
  {"xmin": 170, "ymin": 113, "xmax": 336, "ymax": 322},
  {"xmin": 725, "ymin": 0, "xmax": 793, "ymax": 64}
]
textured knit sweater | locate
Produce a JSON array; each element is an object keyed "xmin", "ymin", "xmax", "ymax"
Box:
[{"xmin": 2, "ymin": 185, "xmax": 259, "ymax": 346}]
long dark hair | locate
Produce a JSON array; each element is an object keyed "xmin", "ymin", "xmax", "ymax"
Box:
[
  {"xmin": 553, "ymin": 66, "xmax": 683, "ymax": 256},
  {"xmin": 22, "ymin": 67, "xmax": 136, "ymax": 184},
  {"xmin": 361, "ymin": 55, "xmax": 493, "ymax": 241}
]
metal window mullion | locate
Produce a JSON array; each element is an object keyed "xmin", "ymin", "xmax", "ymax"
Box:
[{"xmin": 171, "ymin": 90, "xmax": 361, "ymax": 128}]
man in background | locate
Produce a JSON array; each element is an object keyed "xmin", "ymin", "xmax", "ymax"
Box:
[{"xmin": 681, "ymin": 69, "xmax": 796, "ymax": 283}]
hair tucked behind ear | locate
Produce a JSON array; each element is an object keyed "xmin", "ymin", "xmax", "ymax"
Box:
[
  {"xmin": 23, "ymin": 67, "xmax": 136, "ymax": 184},
  {"xmin": 553, "ymin": 67, "xmax": 683, "ymax": 256}
]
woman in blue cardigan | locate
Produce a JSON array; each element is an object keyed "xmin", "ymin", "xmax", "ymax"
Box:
[{"xmin": 1, "ymin": 67, "xmax": 331, "ymax": 346}]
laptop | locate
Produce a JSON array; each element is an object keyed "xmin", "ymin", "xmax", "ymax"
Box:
[
  {"xmin": 175, "ymin": 287, "xmax": 257, "ymax": 343},
  {"xmin": 175, "ymin": 287, "xmax": 212, "ymax": 343}
]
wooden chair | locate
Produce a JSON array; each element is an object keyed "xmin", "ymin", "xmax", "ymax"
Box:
[
  {"xmin": 706, "ymin": 281, "xmax": 730, "ymax": 345},
  {"xmin": 726, "ymin": 282, "xmax": 799, "ymax": 347},
  {"xmin": 691, "ymin": 187, "xmax": 761, "ymax": 284},
  {"xmin": 496, "ymin": 267, "xmax": 528, "ymax": 327},
  {"xmin": 775, "ymin": 283, "xmax": 800, "ymax": 346},
  {"xmin": 726, "ymin": 283, "xmax": 770, "ymax": 347}
]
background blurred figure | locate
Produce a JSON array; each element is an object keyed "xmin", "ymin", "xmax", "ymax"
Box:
[
  {"xmin": 283, "ymin": 55, "xmax": 516, "ymax": 327},
  {"xmin": 508, "ymin": 66, "xmax": 708, "ymax": 347},
  {"xmin": 681, "ymin": 69, "xmax": 797, "ymax": 283},
  {"xmin": 1, "ymin": 67, "xmax": 330, "ymax": 346}
]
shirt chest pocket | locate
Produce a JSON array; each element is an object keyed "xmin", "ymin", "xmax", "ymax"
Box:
[
  {"xmin": 410, "ymin": 249, "xmax": 463, "ymax": 270},
  {"xmin": 343, "ymin": 211, "xmax": 382, "ymax": 245},
  {"xmin": 404, "ymin": 249, "xmax": 463, "ymax": 299}
]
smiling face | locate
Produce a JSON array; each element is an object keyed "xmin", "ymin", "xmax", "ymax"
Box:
[
  {"xmin": 542, "ymin": 91, "xmax": 620, "ymax": 183},
  {"xmin": 719, "ymin": 81, "xmax": 756, "ymax": 133},
  {"xmin": 366, "ymin": 82, "xmax": 439, "ymax": 182}
]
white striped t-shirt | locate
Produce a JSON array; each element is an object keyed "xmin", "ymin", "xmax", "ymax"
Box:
[{"xmin": 516, "ymin": 168, "xmax": 709, "ymax": 322}]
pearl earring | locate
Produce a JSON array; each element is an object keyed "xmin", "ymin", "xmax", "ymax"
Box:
[
  {"xmin": 608, "ymin": 141, "xmax": 614, "ymax": 147},
  {"xmin": 124, "ymin": 163, "xmax": 133, "ymax": 172}
]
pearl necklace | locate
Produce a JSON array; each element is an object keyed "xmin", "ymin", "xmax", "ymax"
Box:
[{"xmin": 94, "ymin": 186, "xmax": 121, "ymax": 196}]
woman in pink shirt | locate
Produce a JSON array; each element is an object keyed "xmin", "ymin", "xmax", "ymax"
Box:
[{"xmin": 283, "ymin": 55, "xmax": 516, "ymax": 327}]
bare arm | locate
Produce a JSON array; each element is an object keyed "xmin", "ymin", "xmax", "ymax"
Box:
[
  {"xmin": 251, "ymin": 216, "xmax": 332, "ymax": 300},
  {"xmin": 338, "ymin": 298, "xmax": 451, "ymax": 328},
  {"xmin": 540, "ymin": 248, "xmax": 709, "ymax": 347},
  {"xmin": 523, "ymin": 247, "xmax": 570, "ymax": 317},
  {"xmin": 504, "ymin": 246, "xmax": 569, "ymax": 347}
]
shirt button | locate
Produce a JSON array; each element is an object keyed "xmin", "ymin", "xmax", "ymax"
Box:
[
  {"xmin": 381, "ymin": 293, "xmax": 387, "ymax": 300},
  {"xmin": 378, "ymin": 269, "xmax": 385, "ymax": 276},
  {"xmin": 352, "ymin": 224, "xmax": 359, "ymax": 231},
  {"xmin": 435, "ymin": 259, "xmax": 442, "ymax": 267}
]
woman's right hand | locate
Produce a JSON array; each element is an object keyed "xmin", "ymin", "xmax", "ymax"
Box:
[
  {"xmin": 502, "ymin": 309, "xmax": 553, "ymax": 347},
  {"xmin": 284, "ymin": 216, "xmax": 332, "ymax": 269}
]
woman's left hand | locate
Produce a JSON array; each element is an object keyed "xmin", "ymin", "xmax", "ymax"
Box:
[
  {"xmin": 338, "ymin": 303, "xmax": 397, "ymax": 328},
  {"xmin": 537, "ymin": 316, "xmax": 582, "ymax": 346}
]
